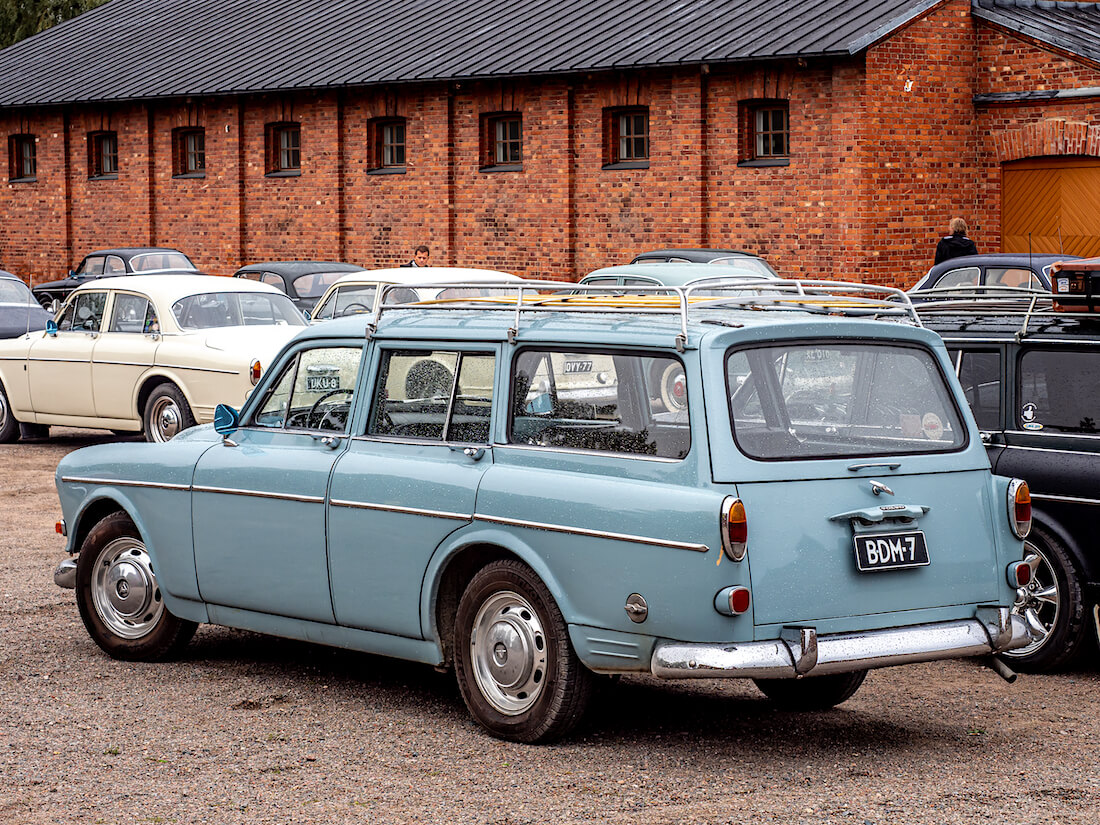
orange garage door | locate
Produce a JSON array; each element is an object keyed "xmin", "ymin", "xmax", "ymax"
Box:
[{"xmin": 1002, "ymin": 157, "xmax": 1100, "ymax": 258}]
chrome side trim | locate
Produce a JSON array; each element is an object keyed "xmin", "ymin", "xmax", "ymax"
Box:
[
  {"xmin": 1031, "ymin": 492, "xmax": 1100, "ymax": 507},
  {"xmin": 60, "ymin": 476, "xmax": 191, "ymax": 491},
  {"xmin": 155, "ymin": 364, "xmax": 240, "ymax": 375},
  {"xmin": 330, "ymin": 499, "xmax": 470, "ymax": 520},
  {"xmin": 1003, "ymin": 435, "xmax": 1100, "ymax": 448},
  {"xmin": 651, "ymin": 607, "xmax": 1031, "ymax": 679},
  {"xmin": 191, "ymin": 485, "xmax": 325, "ymax": 504},
  {"xmin": 492, "ymin": 442, "xmax": 685, "ymax": 463},
  {"xmin": 475, "ymin": 513, "xmax": 709, "ymax": 553}
]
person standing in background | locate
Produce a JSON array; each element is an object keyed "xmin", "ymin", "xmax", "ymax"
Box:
[
  {"xmin": 402, "ymin": 245, "xmax": 430, "ymax": 267},
  {"xmin": 934, "ymin": 218, "xmax": 978, "ymax": 265}
]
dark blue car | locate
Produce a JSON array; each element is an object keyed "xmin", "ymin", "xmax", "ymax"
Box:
[{"xmin": 0, "ymin": 270, "xmax": 51, "ymax": 339}]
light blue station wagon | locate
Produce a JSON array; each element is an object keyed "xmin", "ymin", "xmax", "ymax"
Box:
[{"xmin": 53, "ymin": 279, "xmax": 1035, "ymax": 742}]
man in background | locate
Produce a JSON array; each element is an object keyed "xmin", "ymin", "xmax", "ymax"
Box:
[{"xmin": 403, "ymin": 245, "xmax": 430, "ymax": 267}]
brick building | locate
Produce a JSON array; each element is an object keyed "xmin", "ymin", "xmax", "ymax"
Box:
[{"xmin": 1, "ymin": 0, "xmax": 1099, "ymax": 285}]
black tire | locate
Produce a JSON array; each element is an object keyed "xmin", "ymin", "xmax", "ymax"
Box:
[
  {"xmin": 1000, "ymin": 524, "xmax": 1088, "ymax": 673},
  {"xmin": 0, "ymin": 381, "xmax": 20, "ymax": 443},
  {"xmin": 75, "ymin": 512, "xmax": 196, "ymax": 661},
  {"xmin": 454, "ymin": 560, "xmax": 593, "ymax": 743},
  {"xmin": 142, "ymin": 383, "xmax": 195, "ymax": 443},
  {"xmin": 754, "ymin": 670, "xmax": 867, "ymax": 710}
]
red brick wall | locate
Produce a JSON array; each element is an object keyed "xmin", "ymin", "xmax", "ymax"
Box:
[
  {"xmin": 976, "ymin": 27, "xmax": 1100, "ymax": 94},
  {"xmin": 860, "ymin": 0, "xmax": 980, "ymax": 285}
]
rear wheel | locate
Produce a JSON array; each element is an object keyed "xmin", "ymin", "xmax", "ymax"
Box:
[
  {"xmin": 75, "ymin": 512, "xmax": 196, "ymax": 661},
  {"xmin": 143, "ymin": 384, "xmax": 195, "ymax": 443},
  {"xmin": 1001, "ymin": 525, "xmax": 1087, "ymax": 672},
  {"xmin": 0, "ymin": 382, "xmax": 20, "ymax": 443},
  {"xmin": 454, "ymin": 560, "xmax": 593, "ymax": 743},
  {"xmin": 754, "ymin": 670, "xmax": 867, "ymax": 710}
]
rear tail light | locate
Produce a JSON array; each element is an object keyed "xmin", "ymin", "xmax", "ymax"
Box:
[
  {"xmin": 249, "ymin": 359, "xmax": 262, "ymax": 386},
  {"xmin": 1007, "ymin": 560, "xmax": 1032, "ymax": 588},
  {"xmin": 720, "ymin": 496, "xmax": 747, "ymax": 561},
  {"xmin": 1007, "ymin": 479, "xmax": 1031, "ymax": 538},
  {"xmin": 714, "ymin": 585, "xmax": 751, "ymax": 616}
]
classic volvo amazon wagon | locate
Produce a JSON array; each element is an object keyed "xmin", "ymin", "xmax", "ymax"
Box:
[{"xmin": 53, "ymin": 280, "xmax": 1034, "ymax": 742}]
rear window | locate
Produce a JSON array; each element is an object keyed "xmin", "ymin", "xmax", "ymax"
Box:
[
  {"xmin": 172, "ymin": 292, "xmax": 306, "ymax": 329},
  {"xmin": 129, "ymin": 252, "xmax": 195, "ymax": 271},
  {"xmin": 726, "ymin": 342, "xmax": 965, "ymax": 460}
]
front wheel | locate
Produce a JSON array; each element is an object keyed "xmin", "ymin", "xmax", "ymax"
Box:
[
  {"xmin": 454, "ymin": 560, "xmax": 593, "ymax": 743},
  {"xmin": 1001, "ymin": 526, "xmax": 1088, "ymax": 672},
  {"xmin": 754, "ymin": 670, "xmax": 867, "ymax": 710},
  {"xmin": 143, "ymin": 384, "xmax": 195, "ymax": 443},
  {"xmin": 75, "ymin": 512, "xmax": 196, "ymax": 661}
]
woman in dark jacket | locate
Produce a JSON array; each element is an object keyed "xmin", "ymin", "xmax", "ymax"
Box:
[{"xmin": 934, "ymin": 218, "xmax": 978, "ymax": 264}]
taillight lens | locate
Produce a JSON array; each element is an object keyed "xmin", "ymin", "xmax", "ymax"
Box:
[
  {"xmin": 249, "ymin": 359, "xmax": 262, "ymax": 386},
  {"xmin": 1007, "ymin": 560, "xmax": 1032, "ymax": 588},
  {"xmin": 714, "ymin": 585, "xmax": 751, "ymax": 616},
  {"xmin": 721, "ymin": 497, "xmax": 747, "ymax": 561},
  {"xmin": 1008, "ymin": 479, "xmax": 1031, "ymax": 538}
]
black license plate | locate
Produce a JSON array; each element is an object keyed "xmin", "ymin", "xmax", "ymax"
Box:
[{"xmin": 853, "ymin": 531, "xmax": 929, "ymax": 572}]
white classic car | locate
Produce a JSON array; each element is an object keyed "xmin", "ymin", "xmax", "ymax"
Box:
[
  {"xmin": 308, "ymin": 267, "xmax": 521, "ymax": 321},
  {"xmin": 0, "ymin": 274, "xmax": 306, "ymax": 443}
]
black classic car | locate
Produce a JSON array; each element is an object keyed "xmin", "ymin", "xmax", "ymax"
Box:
[
  {"xmin": 629, "ymin": 248, "xmax": 778, "ymax": 278},
  {"xmin": 232, "ymin": 261, "xmax": 368, "ymax": 314},
  {"xmin": 32, "ymin": 248, "xmax": 199, "ymax": 310},
  {"xmin": 0, "ymin": 269, "xmax": 52, "ymax": 338},
  {"xmin": 920, "ymin": 295, "xmax": 1100, "ymax": 671},
  {"xmin": 909, "ymin": 253, "xmax": 1078, "ymax": 296}
]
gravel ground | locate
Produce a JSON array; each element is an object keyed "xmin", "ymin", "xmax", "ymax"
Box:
[{"xmin": 2, "ymin": 429, "xmax": 1098, "ymax": 824}]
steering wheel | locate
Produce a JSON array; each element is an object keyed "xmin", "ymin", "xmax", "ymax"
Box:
[
  {"xmin": 307, "ymin": 388, "xmax": 354, "ymax": 430},
  {"xmin": 338, "ymin": 302, "xmax": 370, "ymax": 317}
]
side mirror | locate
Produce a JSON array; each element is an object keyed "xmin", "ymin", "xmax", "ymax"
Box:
[
  {"xmin": 68, "ymin": 270, "xmax": 75, "ymax": 278},
  {"xmin": 45, "ymin": 319, "xmax": 58, "ymax": 337},
  {"xmin": 302, "ymin": 309, "xmax": 311, "ymax": 321},
  {"xmin": 49, "ymin": 298, "xmax": 60, "ymax": 314},
  {"xmin": 213, "ymin": 404, "xmax": 240, "ymax": 435}
]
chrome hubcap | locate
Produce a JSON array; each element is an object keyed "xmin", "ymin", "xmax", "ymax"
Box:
[
  {"xmin": 1006, "ymin": 542, "xmax": 1059, "ymax": 657},
  {"xmin": 150, "ymin": 397, "xmax": 180, "ymax": 442},
  {"xmin": 470, "ymin": 591, "xmax": 547, "ymax": 715},
  {"xmin": 91, "ymin": 536, "xmax": 163, "ymax": 639},
  {"xmin": 0, "ymin": 391, "xmax": 8, "ymax": 431}
]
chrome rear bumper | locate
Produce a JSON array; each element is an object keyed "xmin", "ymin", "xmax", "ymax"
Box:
[
  {"xmin": 54, "ymin": 558, "xmax": 77, "ymax": 589},
  {"xmin": 651, "ymin": 606, "xmax": 1031, "ymax": 680}
]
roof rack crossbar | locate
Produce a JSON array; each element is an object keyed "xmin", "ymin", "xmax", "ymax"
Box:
[{"xmin": 366, "ymin": 278, "xmax": 921, "ymax": 344}]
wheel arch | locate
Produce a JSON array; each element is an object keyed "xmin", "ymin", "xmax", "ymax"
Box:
[
  {"xmin": 69, "ymin": 493, "xmax": 140, "ymax": 558},
  {"xmin": 135, "ymin": 372, "xmax": 194, "ymax": 419},
  {"xmin": 1029, "ymin": 505, "xmax": 1090, "ymax": 581},
  {"xmin": 422, "ymin": 526, "xmax": 577, "ymax": 670}
]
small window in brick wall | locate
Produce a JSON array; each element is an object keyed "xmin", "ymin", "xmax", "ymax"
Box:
[
  {"xmin": 265, "ymin": 122, "xmax": 301, "ymax": 176},
  {"xmin": 481, "ymin": 113, "xmax": 522, "ymax": 171},
  {"xmin": 603, "ymin": 107, "xmax": 650, "ymax": 169},
  {"xmin": 369, "ymin": 117, "xmax": 406, "ymax": 172},
  {"xmin": 8, "ymin": 134, "xmax": 36, "ymax": 181},
  {"xmin": 172, "ymin": 127, "xmax": 205, "ymax": 177},
  {"xmin": 88, "ymin": 131, "xmax": 118, "ymax": 178},
  {"xmin": 738, "ymin": 100, "xmax": 790, "ymax": 167}
]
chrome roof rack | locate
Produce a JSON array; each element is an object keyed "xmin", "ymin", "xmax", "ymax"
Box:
[
  {"xmin": 366, "ymin": 279, "xmax": 920, "ymax": 351},
  {"xmin": 911, "ymin": 285, "xmax": 1100, "ymax": 341}
]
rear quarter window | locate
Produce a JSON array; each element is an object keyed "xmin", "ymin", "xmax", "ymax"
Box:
[
  {"xmin": 508, "ymin": 349, "xmax": 690, "ymax": 459},
  {"xmin": 1018, "ymin": 348, "xmax": 1100, "ymax": 433}
]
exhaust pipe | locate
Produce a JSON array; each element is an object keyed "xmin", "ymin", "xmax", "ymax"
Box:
[{"xmin": 980, "ymin": 655, "xmax": 1017, "ymax": 683}]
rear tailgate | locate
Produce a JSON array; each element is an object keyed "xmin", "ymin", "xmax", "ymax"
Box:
[{"xmin": 738, "ymin": 468, "xmax": 1000, "ymax": 627}]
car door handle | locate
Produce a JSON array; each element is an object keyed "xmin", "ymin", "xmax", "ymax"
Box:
[
  {"xmin": 450, "ymin": 445, "xmax": 485, "ymax": 461},
  {"xmin": 312, "ymin": 434, "xmax": 342, "ymax": 449}
]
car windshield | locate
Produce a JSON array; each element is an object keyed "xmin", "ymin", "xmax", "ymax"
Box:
[
  {"xmin": 727, "ymin": 342, "xmax": 965, "ymax": 460},
  {"xmin": 0, "ymin": 279, "xmax": 33, "ymax": 303},
  {"xmin": 129, "ymin": 252, "xmax": 195, "ymax": 271},
  {"xmin": 171, "ymin": 292, "xmax": 306, "ymax": 329},
  {"xmin": 313, "ymin": 284, "xmax": 379, "ymax": 320}
]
